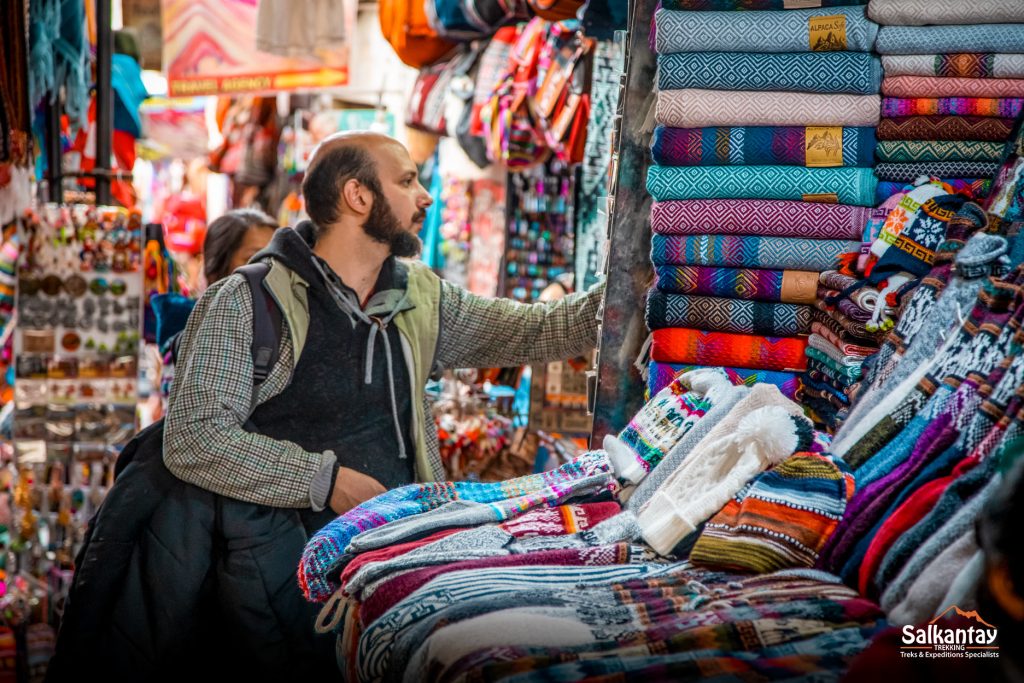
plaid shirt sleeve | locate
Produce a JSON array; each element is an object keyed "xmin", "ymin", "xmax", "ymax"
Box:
[
  {"xmin": 435, "ymin": 280, "xmax": 605, "ymax": 370},
  {"xmin": 163, "ymin": 275, "xmax": 335, "ymax": 509}
]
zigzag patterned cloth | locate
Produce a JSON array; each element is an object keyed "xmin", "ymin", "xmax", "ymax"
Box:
[
  {"xmin": 873, "ymin": 161, "xmax": 1003, "ymax": 182},
  {"xmin": 651, "ymin": 234, "xmax": 859, "ymax": 271},
  {"xmin": 647, "ymin": 361, "xmax": 801, "ymax": 400},
  {"xmin": 881, "ymin": 54, "xmax": 1024, "ymax": 80},
  {"xmin": 876, "ymin": 140, "xmax": 1008, "ymax": 163},
  {"xmin": 876, "ymin": 115, "xmax": 1015, "ymax": 141},
  {"xmin": 805, "ymin": 347, "xmax": 863, "ymax": 380},
  {"xmin": 651, "ymin": 328, "xmax": 809, "ymax": 371},
  {"xmin": 868, "ymin": 0, "xmax": 1024, "ymax": 26},
  {"xmin": 875, "ymin": 25, "xmax": 1024, "ymax": 55},
  {"xmin": 655, "ymin": 265, "xmax": 820, "ymax": 304},
  {"xmin": 663, "ymin": 0, "xmax": 865, "ymax": 9},
  {"xmin": 654, "ymin": 6, "xmax": 877, "ymax": 54},
  {"xmin": 651, "ymin": 126, "xmax": 876, "ymax": 168},
  {"xmin": 646, "ymin": 291, "xmax": 812, "ymax": 336},
  {"xmin": 876, "ymin": 179, "xmax": 993, "ymax": 203},
  {"xmin": 880, "ymin": 96, "xmax": 1024, "ymax": 118},
  {"xmin": 650, "ymin": 199, "xmax": 870, "ymax": 240},
  {"xmin": 657, "ymin": 89, "xmax": 882, "ymax": 128},
  {"xmin": 657, "ymin": 52, "xmax": 882, "ymax": 95},
  {"xmin": 813, "ymin": 305, "xmax": 886, "ymax": 343},
  {"xmin": 882, "ymin": 76, "xmax": 1024, "ymax": 99},
  {"xmin": 646, "ymin": 165, "xmax": 879, "ymax": 205}
]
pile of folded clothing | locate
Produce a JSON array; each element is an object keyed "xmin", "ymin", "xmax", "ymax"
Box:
[
  {"xmin": 871, "ymin": 0, "xmax": 1024, "ymax": 202},
  {"xmin": 645, "ymin": 0, "xmax": 879, "ymax": 399},
  {"xmin": 300, "ymin": 368, "xmax": 885, "ymax": 682}
]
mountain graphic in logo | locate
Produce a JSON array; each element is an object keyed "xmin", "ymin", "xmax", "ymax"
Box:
[
  {"xmin": 807, "ymin": 129, "xmax": 841, "ymax": 156},
  {"xmin": 931, "ymin": 605, "xmax": 997, "ymax": 629},
  {"xmin": 813, "ymin": 32, "xmax": 845, "ymax": 51}
]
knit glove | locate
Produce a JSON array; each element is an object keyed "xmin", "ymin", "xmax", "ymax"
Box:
[{"xmin": 604, "ymin": 368, "xmax": 732, "ymax": 485}]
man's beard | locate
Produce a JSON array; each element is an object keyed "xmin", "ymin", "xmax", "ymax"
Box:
[{"xmin": 363, "ymin": 192, "xmax": 424, "ymax": 258}]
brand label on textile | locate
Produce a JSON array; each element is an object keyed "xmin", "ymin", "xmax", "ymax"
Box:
[
  {"xmin": 805, "ymin": 127, "xmax": 844, "ymax": 167},
  {"xmin": 809, "ymin": 14, "xmax": 847, "ymax": 51},
  {"xmin": 802, "ymin": 193, "xmax": 840, "ymax": 204},
  {"xmin": 899, "ymin": 606, "xmax": 1000, "ymax": 660},
  {"xmin": 785, "ymin": 0, "xmax": 822, "ymax": 8}
]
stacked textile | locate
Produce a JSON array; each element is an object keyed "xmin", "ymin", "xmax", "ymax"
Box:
[
  {"xmin": 647, "ymin": 3, "xmax": 879, "ymax": 399},
  {"xmin": 871, "ymin": 0, "xmax": 1024, "ymax": 202},
  {"xmin": 803, "ymin": 179, "xmax": 978, "ymax": 429},
  {"xmin": 807, "ymin": 123, "xmax": 1024, "ymax": 635},
  {"xmin": 301, "ymin": 369, "xmax": 881, "ymax": 680}
]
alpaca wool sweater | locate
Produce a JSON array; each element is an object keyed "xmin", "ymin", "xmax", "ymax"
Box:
[{"xmin": 639, "ymin": 385, "xmax": 814, "ymax": 556}]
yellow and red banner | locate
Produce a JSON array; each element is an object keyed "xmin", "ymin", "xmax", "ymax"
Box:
[{"xmin": 162, "ymin": 0, "xmax": 349, "ymax": 97}]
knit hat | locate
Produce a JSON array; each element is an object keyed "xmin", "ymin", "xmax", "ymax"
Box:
[
  {"xmin": 639, "ymin": 386, "xmax": 816, "ymax": 557},
  {"xmin": 867, "ymin": 192, "xmax": 968, "ymax": 286},
  {"xmin": 604, "ymin": 368, "xmax": 732, "ymax": 485},
  {"xmin": 689, "ymin": 452, "xmax": 855, "ymax": 574}
]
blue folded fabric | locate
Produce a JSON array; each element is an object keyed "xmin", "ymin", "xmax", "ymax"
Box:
[
  {"xmin": 876, "ymin": 24, "xmax": 1024, "ymax": 55},
  {"xmin": 657, "ymin": 52, "xmax": 882, "ymax": 95},
  {"xmin": 646, "ymin": 165, "xmax": 879, "ymax": 206},
  {"xmin": 654, "ymin": 6, "xmax": 878, "ymax": 54}
]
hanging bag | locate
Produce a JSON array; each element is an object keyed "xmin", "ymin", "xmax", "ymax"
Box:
[{"xmin": 379, "ymin": 0, "xmax": 458, "ymax": 68}]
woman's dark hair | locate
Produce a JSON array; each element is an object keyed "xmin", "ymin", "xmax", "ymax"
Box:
[{"xmin": 203, "ymin": 208, "xmax": 277, "ymax": 284}]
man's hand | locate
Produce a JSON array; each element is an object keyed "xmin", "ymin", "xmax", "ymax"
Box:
[{"xmin": 329, "ymin": 467, "xmax": 387, "ymax": 514}]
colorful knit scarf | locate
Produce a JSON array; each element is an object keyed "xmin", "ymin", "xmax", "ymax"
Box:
[
  {"xmin": 657, "ymin": 51, "xmax": 882, "ymax": 95},
  {"xmin": 651, "ymin": 126, "xmax": 876, "ymax": 168},
  {"xmin": 651, "ymin": 328, "xmax": 809, "ymax": 371},
  {"xmin": 650, "ymin": 199, "xmax": 870, "ymax": 240},
  {"xmin": 655, "ymin": 265, "xmax": 820, "ymax": 304}
]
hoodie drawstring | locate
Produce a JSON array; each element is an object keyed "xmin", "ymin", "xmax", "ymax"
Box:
[{"xmin": 312, "ymin": 257, "xmax": 409, "ymax": 459}]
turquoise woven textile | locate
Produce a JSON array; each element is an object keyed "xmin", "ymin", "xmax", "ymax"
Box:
[
  {"xmin": 876, "ymin": 24, "xmax": 1024, "ymax": 55},
  {"xmin": 646, "ymin": 165, "xmax": 879, "ymax": 206}
]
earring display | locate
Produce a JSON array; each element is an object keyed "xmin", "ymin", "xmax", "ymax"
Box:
[{"xmin": 10, "ymin": 205, "xmax": 143, "ymax": 570}]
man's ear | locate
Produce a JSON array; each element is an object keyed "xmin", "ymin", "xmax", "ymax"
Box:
[
  {"xmin": 342, "ymin": 178, "xmax": 371, "ymax": 217},
  {"xmin": 988, "ymin": 560, "xmax": 1024, "ymax": 621}
]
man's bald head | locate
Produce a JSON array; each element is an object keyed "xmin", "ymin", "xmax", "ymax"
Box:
[{"xmin": 302, "ymin": 133, "xmax": 396, "ymax": 235}]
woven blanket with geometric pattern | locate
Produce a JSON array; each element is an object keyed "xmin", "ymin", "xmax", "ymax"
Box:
[
  {"xmin": 655, "ymin": 265, "xmax": 820, "ymax": 304},
  {"xmin": 875, "ymin": 24, "xmax": 1024, "ymax": 55},
  {"xmin": 876, "ymin": 116, "xmax": 1015, "ymax": 141},
  {"xmin": 647, "ymin": 361, "xmax": 801, "ymax": 400},
  {"xmin": 664, "ymin": 0, "xmax": 864, "ymax": 8},
  {"xmin": 651, "ymin": 234, "xmax": 859, "ymax": 271},
  {"xmin": 868, "ymin": 0, "xmax": 1024, "ymax": 26},
  {"xmin": 882, "ymin": 75, "xmax": 1024, "ymax": 99},
  {"xmin": 656, "ymin": 89, "xmax": 882, "ymax": 128},
  {"xmin": 873, "ymin": 161, "xmax": 1003, "ymax": 183},
  {"xmin": 880, "ymin": 96, "xmax": 1024, "ymax": 118},
  {"xmin": 650, "ymin": 199, "xmax": 870, "ymax": 240},
  {"xmin": 646, "ymin": 291, "xmax": 812, "ymax": 336},
  {"xmin": 876, "ymin": 139, "xmax": 1008, "ymax": 163},
  {"xmin": 657, "ymin": 51, "xmax": 882, "ymax": 95},
  {"xmin": 646, "ymin": 165, "xmax": 879, "ymax": 205},
  {"xmin": 651, "ymin": 126, "xmax": 876, "ymax": 168},
  {"xmin": 651, "ymin": 328, "xmax": 809, "ymax": 371},
  {"xmin": 881, "ymin": 54, "xmax": 1024, "ymax": 80}
]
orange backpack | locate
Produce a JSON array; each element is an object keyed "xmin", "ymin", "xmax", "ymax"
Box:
[{"xmin": 379, "ymin": 0, "xmax": 459, "ymax": 68}]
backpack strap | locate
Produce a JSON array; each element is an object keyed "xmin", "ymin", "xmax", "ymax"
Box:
[{"xmin": 236, "ymin": 262, "xmax": 282, "ymax": 386}]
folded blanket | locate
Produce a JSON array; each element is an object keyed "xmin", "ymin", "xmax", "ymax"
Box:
[
  {"xmin": 646, "ymin": 291, "xmax": 812, "ymax": 336},
  {"xmin": 812, "ymin": 321, "xmax": 878, "ymax": 356},
  {"xmin": 651, "ymin": 126, "xmax": 876, "ymax": 168},
  {"xmin": 662, "ymin": 0, "xmax": 865, "ymax": 10},
  {"xmin": 881, "ymin": 54, "xmax": 1024, "ymax": 80},
  {"xmin": 651, "ymin": 328, "xmax": 809, "ymax": 373},
  {"xmin": 651, "ymin": 234, "xmax": 858, "ymax": 271},
  {"xmin": 803, "ymin": 379, "xmax": 851, "ymax": 409},
  {"xmin": 648, "ymin": 362, "xmax": 801, "ymax": 403},
  {"xmin": 874, "ymin": 161, "xmax": 1003, "ymax": 182},
  {"xmin": 805, "ymin": 347, "xmax": 863, "ymax": 380},
  {"xmin": 654, "ymin": 6, "xmax": 877, "ymax": 54},
  {"xmin": 818, "ymin": 272, "xmax": 895, "ymax": 320},
  {"xmin": 646, "ymin": 165, "xmax": 878, "ymax": 206},
  {"xmin": 868, "ymin": 0, "xmax": 1024, "ymax": 26},
  {"xmin": 657, "ymin": 90, "xmax": 882, "ymax": 128},
  {"xmin": 812, "ymin": 304, "xmax": 885, "ymax": 343},
  {"xmin": 656, "ymin": 265, "xmax": 820, "ymax": 304},
  {"xmin": 877, "ymin": 116, "xmax": 1015, "ymax": 141},
  {"xmin": 806, "ymin": 367, "xmax": 860, "ymax": 393},
  {"xmin": 876, "ymin": 140, "xmax": 1008, "ymax": 163},
  {"xmin": 809, "ymin": 333, "xmax": 872, "ymax": 365},
  {"xmin": 876, "ymin": 179, "xmax": 992, "ymax": 204},
  {"xmin": 657, "ymin": 52, "xmax": 882, "ymax": 95},
  {"xmin": 807, "ymin": 359, "xmax": 860, "ymax": 389},
  {"xmin": 875, "ymin": 25, "xmax": 1024, "ymax": 55},
  {"xmin": 881, "ymin": 96, "xmax": 1024, "ymax": 118},
  {"xmin": 882, "ymin": 76, "xmax": 1024, "ymax": 99},
  {"xmin": 650, "ymin": 199, "xmax": 870, "ymax": 240}
]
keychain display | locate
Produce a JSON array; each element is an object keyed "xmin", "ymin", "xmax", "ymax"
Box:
[
  {"xmin": 503, "ymin": 162, "xmax": 575, "ymax": 302},
  {"xmin": 10, "ymin": 205, "xmax": 143, "ymax": 584}
]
